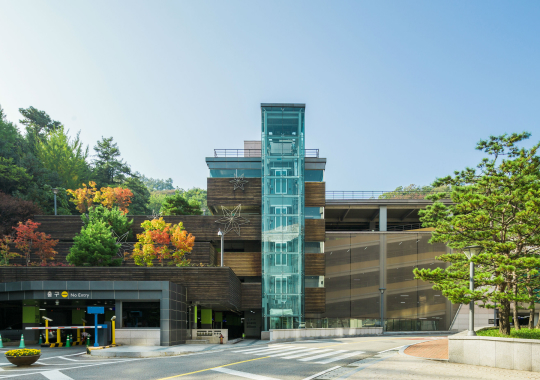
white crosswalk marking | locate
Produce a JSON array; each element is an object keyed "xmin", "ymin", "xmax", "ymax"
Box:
[
  {"xmin": 41, "ymin": 370, "xmax": 74, "ymax": 380},
  {"xmin": 282, "ymin": 349, "xmax": 333, "ymax": 359},
  {"xmin": 212, "ymin": 367, "xmax": 280, "ymax": 380},
  {"xmin": 313, "ymin": 350, "xmax": 365, "ymax": 364},
  {"xmin": 252, "ymin": 347, "xmax": 305, "ymax": 356},
  {"xmin": 268, "ymin": 348, "xmax": 319, "ymax": 357},
  {"xmin": 298, "ymin": 350, "xmax": 348, "ymax": 361},
  {"xmin": 233, "ymin": 345, "xmax": 286, "ymax": 353}
]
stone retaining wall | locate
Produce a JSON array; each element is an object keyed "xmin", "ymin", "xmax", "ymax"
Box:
[
  {"xmin": 269, "ymin": 327, "xmax": 383, "ymax": 342},
  {"xmin": 449, "ymin": 330, "xmax": 540, "ymax": 372},
  {"xmin": 115, "ymin": 329, "xmax": 160, "ymax": 346}
]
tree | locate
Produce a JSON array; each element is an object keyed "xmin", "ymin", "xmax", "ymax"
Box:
[
  {"xmin": 414, "ymin": 132, "xmax": 540, "ymax": 335},
  {"xmin": 379, "ymin": 184, "xmax": 450, "ymax": 200},
  {"xmin": 34, "ymin": 127, "xmax": 90, "ymax": 189},
  {"xmin": 161, "ymin": 190, "xmax": 203, "ymax": 216},
  {"xmin": 123, "ymin": 176, "xmax": 150, "ymax": 215},
  {"xmin": 13, "ymin": 220, "xmax": 58, "ymax": 265},
  {"xmin": 81, "ymin": 205, "xmax": 133, "ymax": 240},
  {"xmin": 67, "ymin": 220, "xmax": 122, "ymax": 266},
  {"xmin": 67, "ymin": 182, "xmax": 133, "ymax": 214},
  {"xmin": 181, "ymin": 188, "xmax": 207, "ymax": 212},
  {"xmin": 0, "ymin": 106, "xmax": 26, "ymax": 162},
  {"xmin": 92, "ymin": 137, "xmax": 132, "ymax": 186},
  {"xmin": 148, "ymin": 191, "xmax": 170, "ymax": 214},
  {"xmin": 0, "ymin": 157, "xmax": 33, "ymax": 194},
  {"xmin": 138, "ymin": 174, "xmax": 174, "ymax": 191},
  {"xmin": 19, "ymin": 106, "xmax": 62, "ymax": 152},
  {"xmin": 131, "ymin": 217, "xmax": 194, "ymax": 267},
  {"xmin": 0, "ymin": 192, "xmax": 42, "ymax": 236},
  {"xmin": 0, "ymin": 236, "xmax": 22, "ymax": 266}
]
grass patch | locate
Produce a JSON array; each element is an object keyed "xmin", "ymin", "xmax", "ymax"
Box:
[{"xmin": 476, "ymin": 327, "xmax": 540, "ymax": 340}]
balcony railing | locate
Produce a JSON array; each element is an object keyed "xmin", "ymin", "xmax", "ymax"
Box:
[
  {"xmin": 326, "ymin": 190, "xmax": 447, "ymax": 200},
  {"xmin": 214, "ymin": 149, "xmax": 319, "ymax": 158}
]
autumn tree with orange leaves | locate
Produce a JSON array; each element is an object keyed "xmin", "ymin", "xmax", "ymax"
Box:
[
  {"xmin": 13, "ymin": 220, "xmax": 59, "ymax": 266},
  {"xmin": 132, "ymin": 217, "xmax": 195, "ymax": 267},
  {"xmin": 67, "ymin": 181, "xmax": 133, "ymax": 214}
]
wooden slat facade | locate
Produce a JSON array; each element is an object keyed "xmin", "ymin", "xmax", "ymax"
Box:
[
  {"xmin": 305, "ymin": 219, "xmax": 325, "ymax": 241},
  {"xmin": 207, "ymin": 178, "xmax": 262, "ymax": 207},
  {"xmin": 241, "ymin": 282, "xmax": 261, "ymax": 310},
  {"xmin": 305, "ymin": 182, "xmax": 325, "ymax": 207},
  {"xmin": 305, "ymin": 287, "xmax": 326, "ymax": 314},
  {"xmin": 0, "ymin": 267, "xmax": 242, "ymax": 310},
  {"xmin": 216, "ymin": 252, "xmax": 261, "ymax": 277},
  {"xmin": 34, "ymin": 215, "xmax": 262, "ymax": 241},
  {"xmin": 305, "ymin": 254, "xmax": 325, "ymax": 276}
]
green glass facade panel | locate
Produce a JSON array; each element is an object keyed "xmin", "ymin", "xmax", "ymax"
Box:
[
  {"xmin": 305, "ymin": 170, "xmax": 324, "ymax": 182},
  {"xmin": 261, "ymin": 105, "xmax": 305, "ymax": 331}
]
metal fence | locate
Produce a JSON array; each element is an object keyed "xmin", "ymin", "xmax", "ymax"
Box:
[
  {"xmin": 325, "ymin": 190, "xmax": 447, "ymax": 200},
  {"xmin": 214, "ymin": 149, "xmax": 319, "ymax": 158}
]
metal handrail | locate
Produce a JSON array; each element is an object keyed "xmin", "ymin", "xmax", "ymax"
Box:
[
  {"xmin": 214, "ymin": 149, "xmax": 319, "ymax": 158},
  {"xmin": 325, "ymin": 190, "xmax": 447, "ymax": 200}
]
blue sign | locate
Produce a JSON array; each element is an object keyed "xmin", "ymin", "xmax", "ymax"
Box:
[{"xmin": 87, "ymin": 306, "xmax": 104, "ymax": 314}]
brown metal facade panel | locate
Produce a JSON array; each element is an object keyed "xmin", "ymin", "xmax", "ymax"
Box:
[
  {"xmin": 34, "ymin": 215, "xmax": 262, "ymax": 241},
  {"xmin": 216, "ymin": 252, "xmax": 261, "ymax": 277},
  {"xmin": 305, "ymin": 287, "xmax": 326, "ymax": 313},
  {"xmin": 207, "ymin": 178, "xmax": 262, "ymax": 207},
  {"xmin": 0, "ymin": 267, "xmax": 242, "ymax": 310},
  {"xmin": 305, "ymin": 219, "xmax": 325, "ymax": 241},
  {"xmin": 305, "ymin": 254, "xmax": 325, "ymax": 276},
  {"xmin": 305, "ymin": 182, "xmax": 326, "ymax": 207},
  {"xmin": 241, "ymin": 282, "xmax": 261, "ymax": 310}
]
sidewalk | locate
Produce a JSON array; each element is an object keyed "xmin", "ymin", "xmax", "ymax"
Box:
[
  {"xmin": 404, "ymin": 338, "xmax": 448, "ymax": 360},
  {"xmin": 89, "ymin": 339, "xmax": 265, "ymax": 357}
]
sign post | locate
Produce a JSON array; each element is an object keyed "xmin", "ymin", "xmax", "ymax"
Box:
[{"xmin": 87, "ymin": 307, "xmax": 104, "ymax": 347}]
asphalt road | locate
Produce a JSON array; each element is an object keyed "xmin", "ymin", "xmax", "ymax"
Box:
[{"xmin": 0, "ymin": 335, "xmax": 446, "ymax": 379}]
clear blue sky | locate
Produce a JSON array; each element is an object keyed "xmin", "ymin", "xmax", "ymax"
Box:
[{"xmin": 0, "ymin": 1, "xmax": 538, "ymax": 191}]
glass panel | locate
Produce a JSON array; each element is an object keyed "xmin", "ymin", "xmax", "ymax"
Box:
[
  {"xmin": 305, "ymin": 241, "xmax": 324, "ymax": 253},
  {"xmin": 305, "ymin": 276, "xmax": 324, "ymax": 288},
  {"xmin": 305, "ymin": 207, "xmax": 323, "ymax": 219},
  {"xmin": 122, "ymin": 302, "xmax": 160, "ymax": 328},
  {"xmin": 261, "ymin": 105, "xmax": 305, "ymax": 331},
  {"xmin": 305, "ymin": 170, "xmax": 324, "ymax": 182},
  {"xmin": 209, "ymin": 169, "xmax": 261, "ymax": 178}
]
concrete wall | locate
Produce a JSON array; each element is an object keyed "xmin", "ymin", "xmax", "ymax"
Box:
[
  {"xmin": 191, "ymin": 329, "xmax": 228, "ymax": 344},
  {"xmin": 116, "ymin": 329, "xmax": 160, "ymax": 346},
  {"xmin": 269, "ymin": 327, "xmax": 383, "ymax": 342},
  {"xmin": 449, "ymin": 330, "xmax": 540, "ymax": 372}
]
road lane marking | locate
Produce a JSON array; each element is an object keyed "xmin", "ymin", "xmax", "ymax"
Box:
[
  {"xmin": 233, "ymin": 345, "xmax": 285, "ymax": 353},
  {"xmin": 314, "ymin": 351, "xmax": 365, "ymax": 364},
  {"xmin": 378, "ymin": 345, "xmax": 405, "ymax": 353},
  {"xmin": 56, "ymin": 357, "xmax": 79, "ymax": 362},
  {"xmin": 298, "ymin": 350, "xmax": 348, "ymax": 362},
  {"xmin": 40, "ymin": 370, "xmax": 74, "ymax": 380},
  {"xmin": 212, "ymin": 367, "xmax": 280, "ymax": 380},
  {"xmin": 268, "ymin": 348, "xmax": 319, "ymax": 357},
  {"xmin": 156, "ymin": 356, "xmax": 270, "ymax": 379},
  {"xmin": 252, "ymin": 347, "xmax": 305, "ymax": 356},
  {"xmin": 282, "ymin": 349, "xmax": 333, "ymax": 359},
  {"xmin": 302, "ymin": 366, "xmax": 341, "ymax": 380}
]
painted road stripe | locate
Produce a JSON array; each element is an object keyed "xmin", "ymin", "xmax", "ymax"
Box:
[
  {"xmin": 268, "ymin": 348, "xmax": 319, "ymax": 357},
  {"xmin": 238, "ymin": 346, "xmax": 290, "ymax": 355},
  {"xmin": 302, "ymin": 366, "xmax": 341, "ymax": 380},
  {"xmin": 282, "ymin": 349, "xmax": 333, "ymax": 359},
  {"xmin": 298, "ymin": 350, "xmax": 348, "ymax": 362},
  {"xmin": 314, "ymin": 351, "xmax": 365, "ymax": 364},
  {"xmin": 252, "ymin": 347, "xmax": 305, "ymax": 356},
  {"xmin": 212, "ymin": 367, "xmax": 280, "ymax": 380},
  {"xmin": 378, "ymin": 346, "xmax": 405, "ymax": 353},
  {"xmin": 233, "ymin": 345, "xmax": 285, "ymax": 353},
  {"xmin": 41, "ymin": 370, "xmax": 74, "ymax": 380}
]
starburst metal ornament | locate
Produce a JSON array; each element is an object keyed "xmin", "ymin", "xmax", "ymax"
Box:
[
  {"xmin": 147, "ymin": 209, "xmax": 162, "ymax": 220},
  {"xmin": 112, "ymin": 230, "xmax": 132, "ymax": 259},
  {"xmin": 229, "ymin": 172, "xmax": 249, "ymax": 191},
  {"xmin": 215, "ymin": 204, "xmax": 250, "ymax": 236}
]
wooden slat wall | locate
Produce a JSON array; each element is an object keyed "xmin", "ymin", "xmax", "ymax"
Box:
[
  {"xmin": 241, "ymin": 282, "xmax": 261, "ymax": 310},
  {"xmin": 305, "ymin": 182, "xmax": 325, "ymax": 207},
  {"xmin": 305, "ymin": 219, "xmax": 325, "ymax": 241},
  {"xmin": 207, "ymin": 178, "xmax": 262, "ymax": 207},
  {"xmin": 305, "ymin": 254, "xmax": 325, "ymax": 276},
  {"xmin": 34, "ymin": 215, "xmax": 262, "ymax": 241},
  {"xmin": 216, "ymin": 252, "xmax": 261, "ymax": 277},
  {"xmin": 0, "ymin": 267, "xmax": 242, "ymax": 310},
  {"xmin": 305, "ymin": 288, "xmax": 326, "ymax": 313}
]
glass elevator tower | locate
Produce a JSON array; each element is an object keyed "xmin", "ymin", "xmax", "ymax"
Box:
[{"xmin": 261, "ymin": 104, "xmax": 305, "ymax": 331}]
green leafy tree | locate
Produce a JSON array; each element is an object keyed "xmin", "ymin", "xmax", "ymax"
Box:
[
  {"xmin": 0, "ymin": 106, "xmax": 26, "ymax": 162},
  {"xmin": 82, "ymin": 205, "xmax": 133, "ymax": 239},
  {"xmin": 123, "ymin": 177, "xmax": 150, "ymax": 215},
  {"xmin": 414, "ymin": 132, "xmax": 540, "ymax": 335},
  {"xmin": 0, "ymin": 158, "xmax": 32, "ymax": 194},
  {"xmin": 19, "ymin": 106, "xmax": 62, "ymax": 151},
  {"xmin": 34, "ymin": 127, "xmax": 90, "ymax": 189},
  {"xmin": 92, "ymin": 137, "xmax": 132, "ymax": 186},
  {"xmin": 379, "ymin": 184, "xmax": 450, "ymax": 199},
  {"xmin": 148, "ymin": 191, "xmax": 172, "ymax": 213},
  {"xmin": 138, "ymin": 173, "xmax": 174, "ymax": 191},
  {"xmin": 161, "ymin": 190, "xmax": 203, "ymax": 215},
  {"xmin": 67, "ymin": 220, "xmax": 122, "ymax": 266},
  {"xmin": 181, "ymin": 188, "xmax": 207, "ymax": 212}
]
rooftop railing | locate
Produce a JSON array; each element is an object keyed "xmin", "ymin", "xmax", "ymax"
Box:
[
  {"xmin": 214, "ymin": 149, "xmax": 320, "ymax": 158},
  {"xmin": 326, "ymin": 190, "xmax": 448, "ymax": 200}
]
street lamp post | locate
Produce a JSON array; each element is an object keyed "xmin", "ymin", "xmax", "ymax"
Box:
[
  {"xmin": 379, "ymin": 288, "xmax": 386, "ymax": 331},
  {"xmin": 218, "ymin": 229, "xmax": 224, "ymax": 267},
  {"xmin": 463, "ymin": 245, "xmax": 483, "ymax": 336},
  {"xmin": 52, "ymin": 188, "xmax": 59, "ymax": 216}
]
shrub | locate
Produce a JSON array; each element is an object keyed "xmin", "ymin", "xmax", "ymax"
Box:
[
  {"xmin": 5, "ymin": 349, "xmax": 41, "ymax": 357},
  {"xmin": 0, "ymin": 192, "xmax": 41, "ymax": 236},
  {"xmin": 67, "ymin": 220, "xmax": 121, "ymax": 266},
  {"xmin": 81, "ymin": 205, "xmax": 133, "ymax": 239},
  {"xmin": 476, "ymin": 328, "xmax": 540, "ymax": 340}
]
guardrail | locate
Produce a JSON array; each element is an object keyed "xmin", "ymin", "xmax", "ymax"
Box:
[
  {"xmin": 214, "ymin": 149, "xmax": 320, "ymax": 158},
  {"xmin": 325, "ymin": 190, "xmax": 447, "ymax": 200}
]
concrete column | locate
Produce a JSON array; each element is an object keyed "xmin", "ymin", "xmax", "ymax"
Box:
[
  {"xmin": 115, "ymin": 301, "xmax": 122, "ymax": 328},
  {"xmin": 379, "ymin": 206, "xmax": 387, "ymax": 232},
  {"xmin": 193, "ymin": 305, "xmax": 198, "ymax": 329},
  {"xmin": 201, "ymin": 309, "xmax": 212, "ymax": 329},
  {"xmin": 379, "ymin": 234, "xmax": 387, "ymax": 329}
]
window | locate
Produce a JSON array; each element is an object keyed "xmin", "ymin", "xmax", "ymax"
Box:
[
  {"xmin": 274, "ymin": 276, "xmax": 288, "ymax": 304},
  {"xmin": 275, "ymin": 243, "xmax": 287, "ymax": 266},
  {"xmin": 122, "ymin": 302, "xmax": 160, "ymax": 328}
]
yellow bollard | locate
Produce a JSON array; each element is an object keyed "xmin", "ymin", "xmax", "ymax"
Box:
[
  {"xmin": 77, "ymin": 328, "xmax": 81, "ymax": 343},
  {"xmin": 56, "ymin": 328, "xmax": 61, "ymax": 345},
  {"xmin": 111, "ymin": 316, "xmax": 116, "ymax": 345},
  {"xmin": 45, "ymin": 319, "xmax": 49, "ymax": 345}
]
